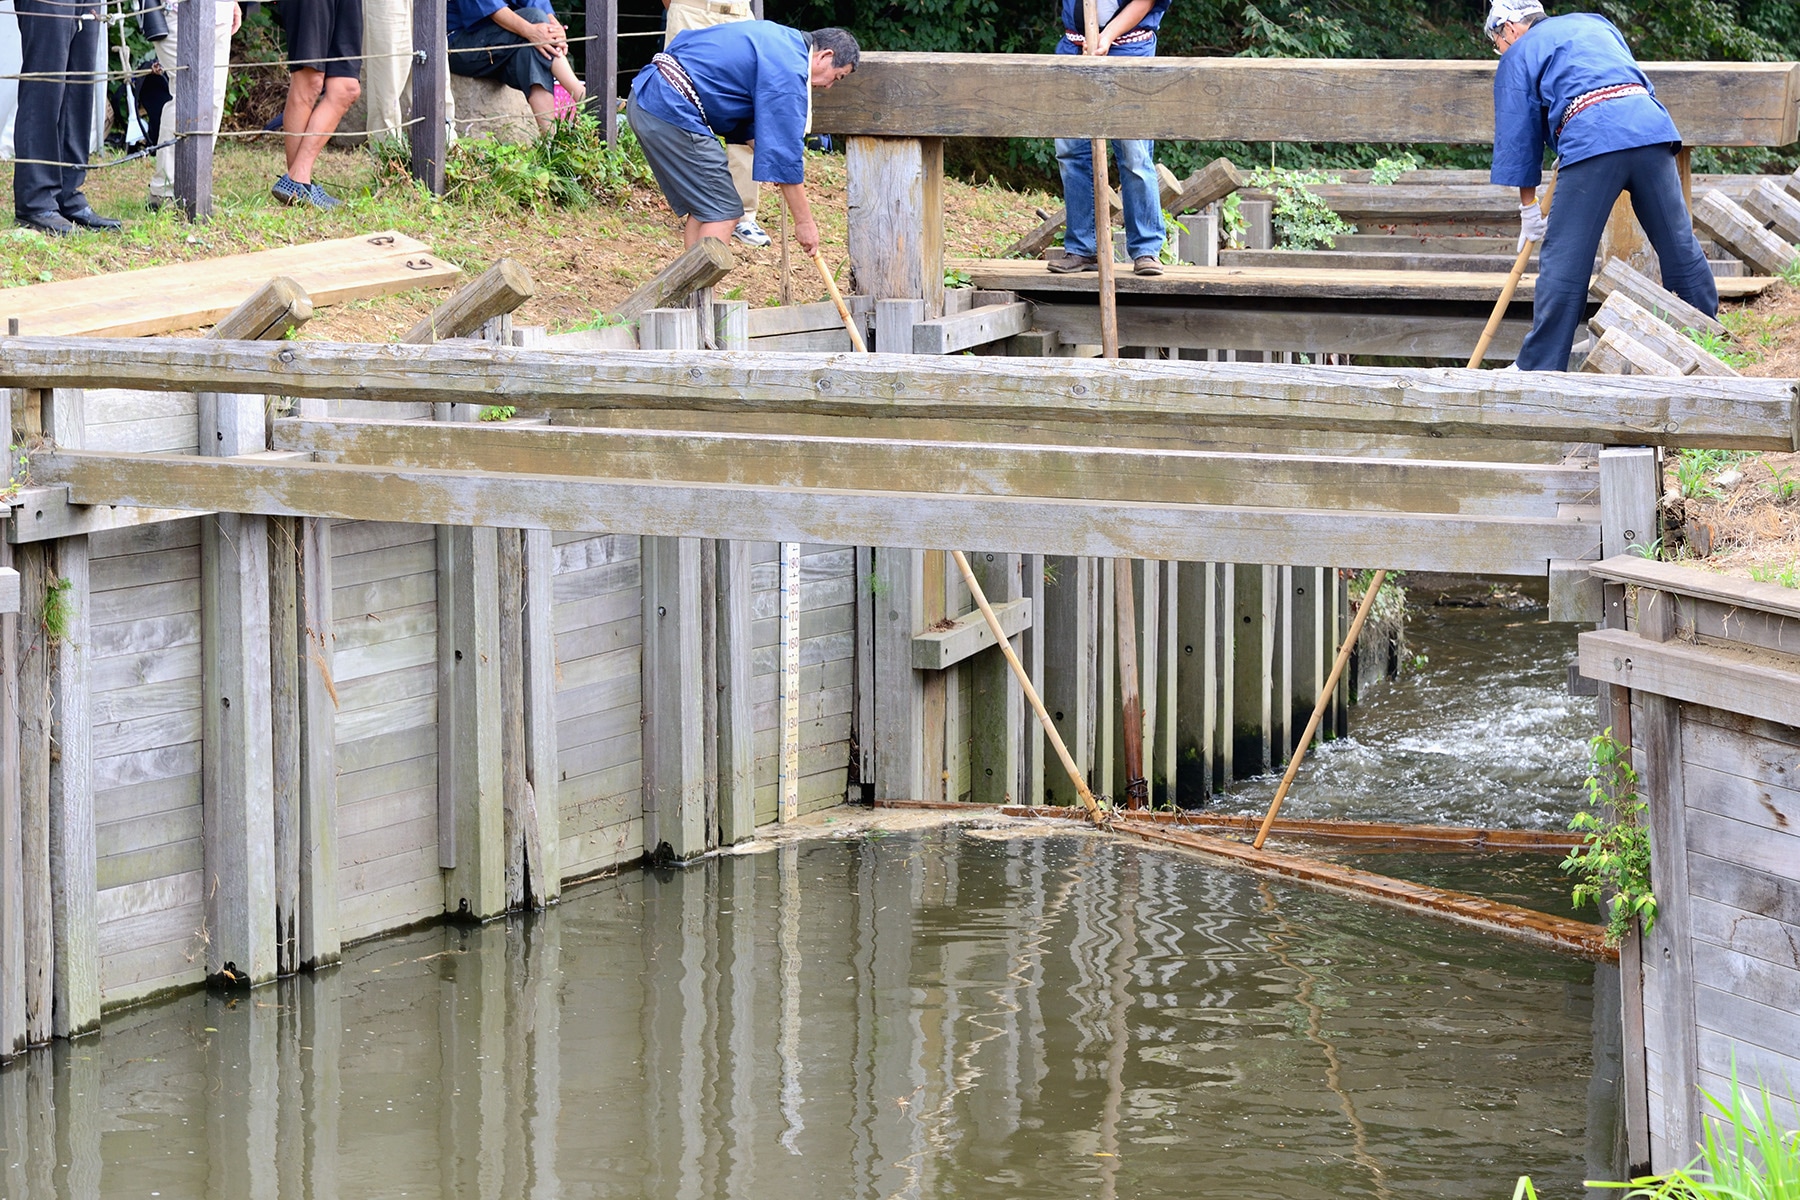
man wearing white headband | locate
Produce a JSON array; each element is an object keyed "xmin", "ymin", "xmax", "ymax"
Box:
[{"xmin": 1487, "ymin": 1, "xmax": 1716, "ymax": 371}]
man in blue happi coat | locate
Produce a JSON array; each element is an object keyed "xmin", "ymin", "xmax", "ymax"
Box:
[
  {"xmin": 628, "ymin": 23, "xmax": 859, "ymax": 256},
  {"xmin": 1047, "ymin": 0, "xmax": 1171, "ymax": 276},
  {"xmin": 1486, "ymin": 0, "xmax": 1717, "ymax": 371}
]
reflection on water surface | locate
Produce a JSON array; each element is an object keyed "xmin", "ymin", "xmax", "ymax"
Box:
[{"xmin": 0, "ymin": 829, "xmax": 1615, "ymax": 1199}]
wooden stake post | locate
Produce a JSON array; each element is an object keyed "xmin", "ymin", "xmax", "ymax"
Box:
[
  {"xmin": 412, "ymin": 0, "xmax": 449, "ymax": 193},
  {"xmin": 173, "ymin": 0, "xmax": 216, "ymax": 221}
]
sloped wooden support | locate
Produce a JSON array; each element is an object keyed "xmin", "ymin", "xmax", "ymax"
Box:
[
  {"xmin": 1743, "ymin": 177, "xmax": 1800, "ymax": 245},
  {"xmin": 609, "ymin": 240, "xmax": 734, "ymax": 323},
  {"xmin": 1589, "ymin": 256, "xmax": 1724, "ymax": 339},
  {"xmin": 1580, "ymin": 326, "xmax": 1683, "ymax": 377},
  {"xmin": 1587, "ymin": 291, "xmax": 1737, "ymax": 378},
  {"xmin": 1693, "ymin": 190, "xmax": 1797, "ymax": 276},
  {"xmin": 403, "ymin": 260, "xmax": 535, "ymax": 345}
]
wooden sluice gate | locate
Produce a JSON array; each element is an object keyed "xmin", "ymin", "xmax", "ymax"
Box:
[{"xmin": 1, "ymin": 48, "xmax": 1797, "ymax": 1180}]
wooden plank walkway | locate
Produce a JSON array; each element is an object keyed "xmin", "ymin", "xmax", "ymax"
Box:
[
  {"xmin": 0, "ymin": 233, "xmax": 462, "ymax": 338},
  {"xmin": 949, "ymin": 259, "xmax": 1777, "ymax": 302}
]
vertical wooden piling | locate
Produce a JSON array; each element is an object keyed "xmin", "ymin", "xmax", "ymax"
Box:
[
  {"xmin": 173, "ymin": 0, "xmax": 215, "ymax": 221},
  {"xmin": 1041, "ymin": 556, "xmax": 1094, "ymax": 806},
  {"xmin": 438, "ymin": 524, "xmax": 506, "ymax": 918},
  {"xmin": 37, "ymin": 387, "xmax": 99, "ymax": 1036},
  {"xmin": 971, "ymin": 553, "xmax": 1023, "ymax": 804},
  {"xmin": 270, "ymin": 517, "xmax": 302, "ymax": 976},
  {"xmin": 1173, "ymin": 562, "xmax": 1212, "ymax": 806},
  {"xmin": 1217, "ymin": 564, "xmax": 1236, "ymax": 786},
  {"xmin": 520, "ymin": 529, "xmax": 561, "ymax": 901},
  {"xmin": 200, "ymin": 386, "xmax": 277, "ymax": 986},
  {"xmin": 641, "ymin": 537, "xmax": 707, "ymax": 859},
  {"xmin": 846, "ymin": 137, "xmax": 945, "ymax": 318},
  {"xmin": 872, "ymin": 548, "xmax": 926, "ymax": 801},
  {"xmin": 14, "ymin": 384, "xmax": 54, "ymax": 1044},
  {"xmin": 1023, "ymin": 554, "xmax": 1047, "ymax": 806},
  {"xmin": 716, "ymin": 541, "xmax": 756, "ymax": 843},
  {"xmin": 296, "ymin": 518, "xmax": 339, "ymax": 968},
  {"xmin": 1288, "ymin": 567, "xmax": 1325, "ymax": 755},
  {"xmin": 499, "ymin": 531, "xmax": 531, "ymax": 907},
  {"xmin": 0, "ymin": 529, "xmax": 19, "ymax": 1057},
  {"xmin": 1232, "ymin": 564, "xmax": 1274, "ymax": 777}
]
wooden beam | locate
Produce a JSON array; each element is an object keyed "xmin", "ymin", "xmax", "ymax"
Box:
[
  {"xmin": 437, "ymin": 526, "xmax": 505, "ymax": 919},
  {"xmin": 7, "ymin": 338, "xmax": 1794, "ymax": 448},
  {"xmin": 813, "ymin": 54, "xmax": 1800, "ymax": 147},
  {"xmin": 1692, "ymin": 191, "xmax": 1798, "ymax": 277},
  {"xmin": 716, "ymin": 541, "xmax": 756, "ymax": 842},
  {"xmin": 0, "ymin": 536, "xmax": 19, "ymax": 1058},
  {"xmin": 847, "ymin": 137, "xmax": 945, "ymax": 316},
  {"xmin": 173, "ymin": 0, "xmax": 215, "ymax": 221},
  {"xmin": 1580, "ymin": 326, "xmax": 1683, "ymax": 377},
  {"xmin": 520, "ymin": 529, "xmax": 559, "ymax": 901},
  {"xmin": 39, "ymin": 450, "xmax": 1599, "ymax": 575},
  {"xmin": 276, "ymin": 417, "xmax": 1599, "ymax": 516},
  {"xmin": 1220, "ymin": 248, "xmax": 1529, "ymax": 273},
  {"xmin": 911, "ymin": 597, "xmax": 1031, "ymax": 670},
  {"xmin": 911, "ymin": 302, "xmax": 1032, "ymax": 355},
  {"xmin": 403, "ymin": 260, "xmax": 535, "ymax": 345},
  {"xmin": 609, "ymin": 240, "xmax": 734, "ymax": 323},
  {"xmin": 1167, "ymin": 158, "xmax": 1245, "ymax": 217},
  {"xmin": 1590, "ymin": 257, "xmax": 1725, "ymax": 339},
  {"xmin": 213, "ymin": 278, "xmax": 314, "ymax": 341},
  {"xmin": 1743, "ymin": 177, "xmax": 1800, "ymax": 244},
  {"xmin": 872, "ymin": 548, "xmax": 927, "ymax": 801},
  {"xmin": 1588, "ymin": 291, "xmax": 1737, "ymax": 378},
  {"xmin": 1581, "ymin": 623, "xmax": 1800, "ymax": 731},
  {"xmin": 1031, "ymin": 301, "xmax": 1531, "ymax": 362}
]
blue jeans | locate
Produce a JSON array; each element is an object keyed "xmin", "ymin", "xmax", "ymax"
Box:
[
  {"xmin": 1517, "ymin": 142, "xmax": 1718, "ymax": 371},
  {"xmin": 1054, "ymin": 36, "xmax": 1163, "ymax": 261}
]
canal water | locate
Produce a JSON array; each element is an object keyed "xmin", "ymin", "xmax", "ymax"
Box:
[{"xmin": 1, "ymin": 598, "xmax": 1619, "ymax": 1199}]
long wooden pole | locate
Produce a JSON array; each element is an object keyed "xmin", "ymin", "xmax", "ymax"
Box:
[
  {"xmin": 1083, "ymin": 0, "xmax": 1119, "ymax": 359},
  {"xmin": 1252, "ymin": 568, "xmax": 1387, "ymax": 850},
  {"xmin": 810, "ymin": 251, "xmax": 867, "ymax": 353},
  {"xmin": 1468, "ymin": 165, "xmax": 1558, "ymax": 369},
  {"xmin": 952, "ymin": 551, "xmax": 1103, "ymax": 822}
]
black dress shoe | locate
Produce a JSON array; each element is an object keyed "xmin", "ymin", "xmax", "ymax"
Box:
[
  {"xmin": 15, "ymin": 210, "xmax": 74, "ymax": 236},
  {"xmin": 63, "ymin": 207, "xmax": 121, "ymax": 231}
]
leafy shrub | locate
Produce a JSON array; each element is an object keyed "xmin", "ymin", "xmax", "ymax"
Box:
[
  {"xmin": 1561, "ymin": 729, "xmax": 1655, "ymax": 947},
  {"xmin": 444, "ymin": 110, "xmax": 652, "ymax": 211},
  {"xmin": 1244, "ymin": 166, "xmax": 1354, "ymax": 249}
]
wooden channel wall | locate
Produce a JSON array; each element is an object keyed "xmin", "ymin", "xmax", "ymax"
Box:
[{"xmin": 1578, "ymin": 558, "xmax": 1800, "ymax": 1172}]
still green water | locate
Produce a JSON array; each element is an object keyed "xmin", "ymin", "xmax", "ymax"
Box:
[{"xmin": 0, "ymin": 829, "xmax": 1617, "ymax": 1199}]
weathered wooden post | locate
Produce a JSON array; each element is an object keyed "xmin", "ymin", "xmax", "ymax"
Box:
[
  {"xmin": 1, "ymin": 387, "xmax": 26, "ymax": 1055},
  {"xmin": 173, "ymin": 0, "xmax": 215, "ymax": 221},
  {"xmin": 970, "ymin": 552, "xmax": 1023, "ymax": 804},
  {"xmin": 411, "ymin": 0, "xmax": 449, "ymax": 193},
  {"xmin": 846, "ymin": 137, "xmax": 945, "ymax": 318},
  {"xmin": 586, "ymin": 0, "xmax": 618, "ymax": 145}
]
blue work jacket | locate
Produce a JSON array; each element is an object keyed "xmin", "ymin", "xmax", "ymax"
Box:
[
  {"xmin": 629, "ymin": 22, "xmax": 811, "ymax": 186},
  {"xmin": 447, "ymin": 0, "xmax": 537, "ymax": 40},
  {"xmin": 1490, "ymin": 13, "xmax": 1681, "ymax": 188}
]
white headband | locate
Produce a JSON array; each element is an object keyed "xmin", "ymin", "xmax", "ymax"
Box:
[{"xmin": 1485, "ymin": 0, "xmax": 1546, "ymax": 35}]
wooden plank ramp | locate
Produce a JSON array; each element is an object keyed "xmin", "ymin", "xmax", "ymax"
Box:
[
  {"xmin": 949, "ymin": 258, "xmax": 1777, "ymax": 302},
  {"xmin": 0, "ymin": 233, "xmax": 462, "ymax": 338}
]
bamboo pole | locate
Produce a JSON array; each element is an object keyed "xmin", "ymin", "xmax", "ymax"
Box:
[
  {"xmin": 1468, "ymin": 165, "xmax": 1558, "ymax": 369},
  {"xmin": 812, "ymin": 261, "xmax": 1098, "ymax": 820},
  {"xmin": 809, "ymin": 251, "xmax": 867, "ymax": 353},
  {"xmin": 1252, "ymin": 568, "xmax": 1387, "ymax": 850},
  {"xmin": 952, "ymin": 550, "xmax": 1103, "ymax": 822},
  {"xmin": 1083, "ymin": 0, "xmax": 1119, "ymax": 359}
]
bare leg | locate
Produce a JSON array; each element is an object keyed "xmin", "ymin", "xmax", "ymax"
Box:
[
  {"xmin": 289, "ymin": 76, "xmax": 361, "ymax": 184},
  {"xmin": 526, "ymin": 84, "xmax": 557, "ymax": 132},
  {"xmin": 685, "ymin": 216, "xmax": 736, "ymax": 248},
  {"xmin": 549, "ymin": 54, "xmax": 585, "ymax": 109},
  {"xmin": 282, "ymin": 67, "xmax": 325, "ymax": 175}
]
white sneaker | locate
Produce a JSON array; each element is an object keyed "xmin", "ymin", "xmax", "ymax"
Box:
[{"xmin": 733, "ymin": 216, "xmax": 771, "ymax": 247}]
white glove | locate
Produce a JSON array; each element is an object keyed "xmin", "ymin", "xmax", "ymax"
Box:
[{"xmin": 1517, "ymin": 200, "xmax": 1548, "ymax": 250}]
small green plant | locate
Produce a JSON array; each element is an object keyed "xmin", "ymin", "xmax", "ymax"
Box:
[
  {"xmin": 1748, "ymin": 562, "xmax": 1800, "ymax": 588},
  {"xmin": 1561, "ymin": 729, "xmax": 1656, "ymax": 947},
  {"xmin": 40, "ymin": 575, "xmax": 72, "ymax": 645},
  {"xmin": 1686, "ymin": 326, "xmax": 1759, "ymax": 369},
  {"xmin": 478, "ymin": 405, "xmax": 516, "ymax": 422},
  {"xmin": 1369, "ymin": 153, "xmax": 1419, "ymax": 185},
  {"xmin": 1590, "ymin": 1065, "xmax": 1800, "ymax": 1198},
  {"xmin": 1244, "ymin": 167, "xmax": 1355, "ymax": 250},
  {"xmin": 1629, "ymin": 536, "xmax": 1665, "ymax": 559},
  {"xmin": 444, "ymin": 109, "xmax": 652, "ymax": 211},
  {"xmin": 1780, "ymin": 256, "xmax": 1800, "ymax": 288},
  {"xmin": 721, "ymin": 285, "xmax": 746, "ymax": 301},
  {"xmin": 1159, "ymin": 209, "xmax": 1183, "ymax": 264},
  {"xmin": 1674, "ymin": 447, "xmax": 1752, "ymax": 501},
  {"xmin": 1219, "ymin": 192, "xmax": 1246, "ymax": 247},
  {"xmin": 943, "ymin": 266, "xmax": 973, "ymax": 289},
  {"xmin": 1762, "ymin": 465, "xmax": 1799, "ymax": 502},
  {"xmin": 0, "ymin": 443, "xmax": 28, "ymax": 504}
]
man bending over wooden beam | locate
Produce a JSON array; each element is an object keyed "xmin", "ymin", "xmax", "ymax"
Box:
[
  {"xmin": 1486, "ymin": 0, "xmax": 1717, "ymax": 371},
  {"xmin": 626, "ymin": 22, "xmax": 859, "ymax": 255}
]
